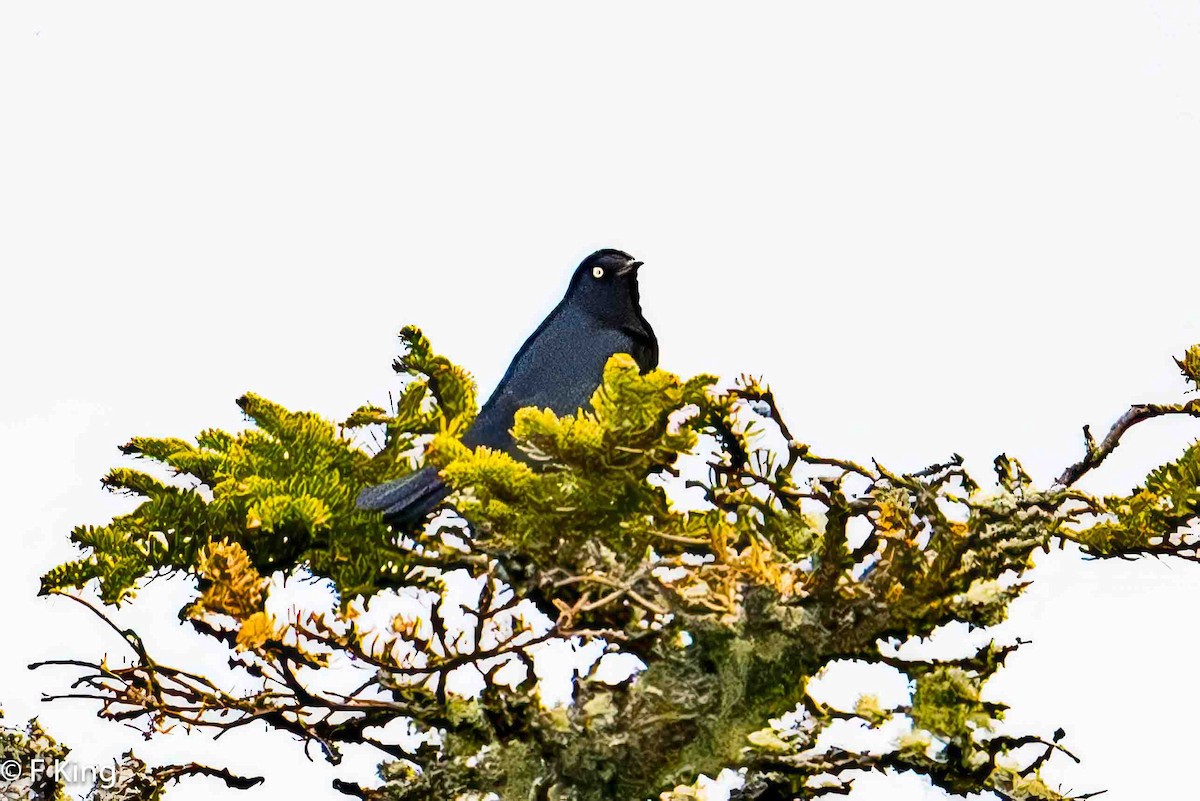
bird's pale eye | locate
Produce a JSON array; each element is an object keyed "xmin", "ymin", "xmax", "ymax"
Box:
[{"xmin": 592, "ymin": 266, "xmax": 605, "ymax": 279}]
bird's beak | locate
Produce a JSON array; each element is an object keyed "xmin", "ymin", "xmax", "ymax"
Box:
[{"xmin": 616, "ymin": 260, "xmax": 644, "ymax": 276}]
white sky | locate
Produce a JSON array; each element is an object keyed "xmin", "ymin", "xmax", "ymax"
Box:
[{"xmin": 2, "ymin": 3, "xmax": 1199, "ymax": 799}]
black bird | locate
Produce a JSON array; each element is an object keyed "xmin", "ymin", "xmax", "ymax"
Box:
[{"xmin": 357, "ymin": 248, "xmax": 658, "ymax": 528}]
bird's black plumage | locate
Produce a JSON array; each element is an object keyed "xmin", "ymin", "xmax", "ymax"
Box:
[{"xmin": 357, "ymin": 249, "xmax": 657, "ymax": 528}]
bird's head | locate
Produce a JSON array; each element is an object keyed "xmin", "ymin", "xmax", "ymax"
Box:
[{"xmin": 566, "ymin": 248, "xmax": 646, "ymax": 322}]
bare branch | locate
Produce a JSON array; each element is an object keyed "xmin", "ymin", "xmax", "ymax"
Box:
[{"xmin": 1056, "ymin": 399, "xmax": 1200, "ymax": 487}]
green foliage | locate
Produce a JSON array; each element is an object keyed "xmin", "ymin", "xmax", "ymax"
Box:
[
  {"xmin": 1175, "ymin": 344, "xmax": 1200, "ymax": 390},
  {"xmin": 1074, "ymin": 439, "xmax": 1200, "ymax": 558},
  {"xmin": 41, "ymin": 327, "xmax": 479, "ymax": 604},
  {"xmin": 41, "ymin": 333, "xmax": 1200, "ymax": 801}
]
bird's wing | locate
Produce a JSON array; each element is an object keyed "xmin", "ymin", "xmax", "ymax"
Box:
[
  {"xmin": 620, "ymin": 321, "xmax": 658, "ymax": 371},
  {"xmin": 464, "ymin": 308, "xmax": 640, "ymax": 451},
  {"xmin": 464, "ymin": 302, "xmax": 574, "ymax": 450}
]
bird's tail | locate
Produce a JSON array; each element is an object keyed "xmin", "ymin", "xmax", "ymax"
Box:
[{"xmin": 356, "ymin": 467, "xmax": 452, "ymax": 529}]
